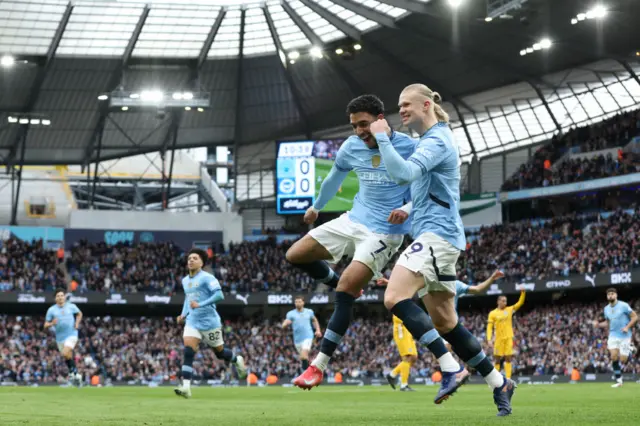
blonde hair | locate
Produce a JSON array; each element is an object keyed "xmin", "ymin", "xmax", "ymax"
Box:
[{"xmin": 402, "ymin": 84, "xmax": 450, "ymax": 123}]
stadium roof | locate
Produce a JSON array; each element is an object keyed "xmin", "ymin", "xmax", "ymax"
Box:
[{"xmin": 0, "ymin": 0, "xmax": 639, "ymax": 165}]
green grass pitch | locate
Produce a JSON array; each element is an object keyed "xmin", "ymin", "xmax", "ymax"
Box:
[
  {"xmin": 1, "ymin": 384, "xmax": 638, "ymax": 425},
  {"xmin": 315, "ymin": 158, "xmax": 359, "ymax": 212}
]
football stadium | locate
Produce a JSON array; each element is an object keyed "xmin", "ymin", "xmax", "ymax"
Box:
[{"xmin": 1, "ymin": 0, "xmax": 639, "ymax": 424}]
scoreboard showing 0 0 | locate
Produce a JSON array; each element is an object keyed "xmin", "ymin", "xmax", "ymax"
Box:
[{"xmin": 276, "ymin": 141, "xmax": 316, "ymax": 214}]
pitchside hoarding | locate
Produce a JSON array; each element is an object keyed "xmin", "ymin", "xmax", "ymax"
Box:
[
  {"xmin": 64, "ymin": 228, "xmax": 223, "ymax": 251},
  {"xmin": 1, "ymin": 268, "xmax": 638, "ymax": 307}
]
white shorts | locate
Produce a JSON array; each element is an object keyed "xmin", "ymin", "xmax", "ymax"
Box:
[
  {"xmin": 295, "ymin": 339, "xmax": 313, "ymax": 354},
  {"xmin": 608, "ymin": 336, "xmax": 632, "ymax": 357},
  {"xmin": 57, "ymin": 336, "xmax": 78, "ymax": 353},
  {"xmin": 396, "ymin": 232, "xmax": 461, "ymax": 297},
  {"xmin": 183, "ymin": 325, "xmax": 224, "ymax": 347},
  {"xmin": 308, "ymin": 213, "xmax": 404, "ymax": 279}
]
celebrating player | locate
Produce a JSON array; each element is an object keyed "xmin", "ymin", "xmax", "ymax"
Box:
[
  {"xmin": 174, "ymin": 248, "xmax": 246, "ymax": 398},
  {"xmin": 371, "ymin": 84, "xmax": 516, "ymax": 415},
  {"xmin": 487, "ymin": 289, "xmax": 526, "ymax": 379},
  {"xmin": 282, "ymin": 296, "xmax": 322, "ymax": 374},
  {"xmin": 44, "ymin": 288, "xmax": 83, "ymax": 387},
  {"xmin": 290, "ymin": 94, "xmax": 460, "ymax": 393},
  {"xmin": 592, "ymin": 288, "xmax": 637, "ymax": 387}
]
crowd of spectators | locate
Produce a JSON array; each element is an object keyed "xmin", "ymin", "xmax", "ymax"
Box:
[
  {"xmin": 0, "ymin": 207, "xmax": 637, "ymax": 293},
  {"xmin": 1, "ymin": 298, "xmax": 638, "ymax": 385},
  {"xmin": 459, "ymin": 208, "xmax": 640, "ymax": 284},
  {"xmin": 502, "ymin": 109, "xmax": 640, "ymax": 191},
  {"xmin": 65, "ymin": 241, "xmax": 183, "ymax": 294},
  {"xmin": 0, "ymin": 238, "xmax": 64, "ymax": 292},
  {"xmin": 550, "ymin": 151, "xmax": 639, "ymax": 186}
]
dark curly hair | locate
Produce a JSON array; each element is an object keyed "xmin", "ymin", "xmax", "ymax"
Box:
[
  {"xmin": 346, "ymin": 94, "xmax": 384, "ymax": 117},
  {"xmin": 188, "ymin": 248, "xmax": 209, "ymax": 265}
]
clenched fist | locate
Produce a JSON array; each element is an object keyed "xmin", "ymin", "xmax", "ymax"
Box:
[
  {"xmin": 387, "ymin": 209, "xmax": 409, "ymax": 225},
  {"xmin": 304, "ymin": 207, "xmax": 319, "ymax": 225}
]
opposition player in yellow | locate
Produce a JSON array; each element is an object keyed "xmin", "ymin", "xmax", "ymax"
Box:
[
  {"xmin": 386, "ymin": 315, "xmax": 418, "ymax": 391},
  {"xmin": 487, "ymin": 290, "xmax": 526, "ymax": 379}
]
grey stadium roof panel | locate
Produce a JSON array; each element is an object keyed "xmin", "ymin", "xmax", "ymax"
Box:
[{"xmin": 0, "ymin": 0, "xmax": 639, "ymax": 165}]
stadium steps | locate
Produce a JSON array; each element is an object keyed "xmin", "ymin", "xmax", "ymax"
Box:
[{"xmin": 199, "ymin": 167, "xmax": 228, "ymax": 212}]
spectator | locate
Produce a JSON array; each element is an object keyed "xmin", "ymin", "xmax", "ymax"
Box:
[
  {"xmin": 503, "ymin": 109, "xmax": 640, "ymax": 191},
  {"xmin": 1, "ymin": 298, "xmax": 638, "ymax": 384}
]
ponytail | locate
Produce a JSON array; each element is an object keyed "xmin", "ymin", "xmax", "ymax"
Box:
[{"xmin": 431, "ymin": 92, "xmax": 450, "ymax": 123}]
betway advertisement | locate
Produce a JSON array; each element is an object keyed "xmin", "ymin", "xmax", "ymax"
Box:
[
  {"xmin": 1, "ymin": 269, "xmax": 638, "ymax": 307},
  {"xmin": 0, "ymin": 290, "xmax": 383, "ymax": 307},
  {"xmin": 65, "ymin": 229, "xmax": 223, "ymax": 251}
]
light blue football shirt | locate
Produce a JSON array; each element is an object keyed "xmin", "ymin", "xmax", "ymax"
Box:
[
  {"xmin": 604, "ymin": 301, "xmax": 633, "ymax": 339},
  {"xmin": 286, "ymin": 308, "xmax": 316, "ymax": 344},
  {"xmin": 376, "ymin": 123, "xmax": 466, "ymax": 250},
  {"xmin": 45, "ymin": 302, "xmax": 80, "ymax": 342},
  {"xmin": 313, "ymin": 132, "xmax": 415, "ymax": 235},
  {"xmin": 180, "ymin": 270, "xmax": 223, "ymax": 331}
]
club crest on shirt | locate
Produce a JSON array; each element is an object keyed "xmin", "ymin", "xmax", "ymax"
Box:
[{"xmin": 371, "ymin": 154, "xmax": 381, "ymax": 168}]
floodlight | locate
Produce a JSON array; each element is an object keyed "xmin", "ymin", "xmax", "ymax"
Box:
[
  {"xmin": 1, "ymin": 55, "xmax": 15, "ymax": 67},
  {"xmin": 310, "ymin": 47, "xmax": 323, "ymax": 59}
]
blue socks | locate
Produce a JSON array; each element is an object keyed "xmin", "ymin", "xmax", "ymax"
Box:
[
  {"xmin": 215, "ymin": 347, "xmax": 237, "ymax": 363},
  {"xmin": 182, "ymin": 346, "xmax": 195, "ymax": 380},
  {"xmin": 65, "ymin": 358, "xmax": 77, "ymax": 374},
  {"xmin": 319, "ymin": 291, "xmax": 355, "ymax": 356},
  {"xmin": 442, "ymin": 322, "xmax": 494, "ymax": 377},
  {"xmin": 290, "ymin": 260, "xmax": 340, "ymax": 288},
  {"xmin": 613, "ymin": 360, "xmax": 621, "ymax": 379},
  {"xmin": 390, "ymin": 299, "xmax": 448, "ymax": 358}
]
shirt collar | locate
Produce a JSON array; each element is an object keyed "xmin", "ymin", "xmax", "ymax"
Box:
[{"xmin": 420, "ymin": 122, "xmax": 447, "ymax": 139}]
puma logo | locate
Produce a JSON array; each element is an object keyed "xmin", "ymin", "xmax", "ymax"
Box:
[
  {"xmin": 585, "ymin": 274, "xmax": 596, "ymax": 287},
  {"xmin": 235, "ymin": 293, "xmax": 249, "ymax": 305}
]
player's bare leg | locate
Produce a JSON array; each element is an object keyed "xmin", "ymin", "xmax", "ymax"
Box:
[
  {"xmin": 294, "ymin": 261, "xmax": 371, "ymax": 390},
  {"xmin": 384, "ymin": 266, "xmax": 467, "ymax": 403},
  {"xmin": 175, "ymin": 337, "xmax": 199, "ymax": 398},
  {"xmin": 424, "ymin": 292, "xmax": 515, "ymax": 416},
  {"xmin": 286, "ymin": 235, "xmax": 340, "ymax": 289}
]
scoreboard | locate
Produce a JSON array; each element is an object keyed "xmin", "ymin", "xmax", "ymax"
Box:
[{"xmin": 276, "ymin": 141, "xmax": 316, "ymax": 214}]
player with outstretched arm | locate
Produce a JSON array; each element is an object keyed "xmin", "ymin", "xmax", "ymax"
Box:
[
  {"xmin": 487, "ymin": 289, "xmax": 526, "ymax": 379},
  {"xmin": 174, "ymin": 248, "xmax": 247, "ymax": 398}
]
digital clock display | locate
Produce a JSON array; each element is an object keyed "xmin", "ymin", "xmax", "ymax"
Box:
[{"xmin": 276, "ymin": 141, "xmax": 316, "ymax": 214}]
